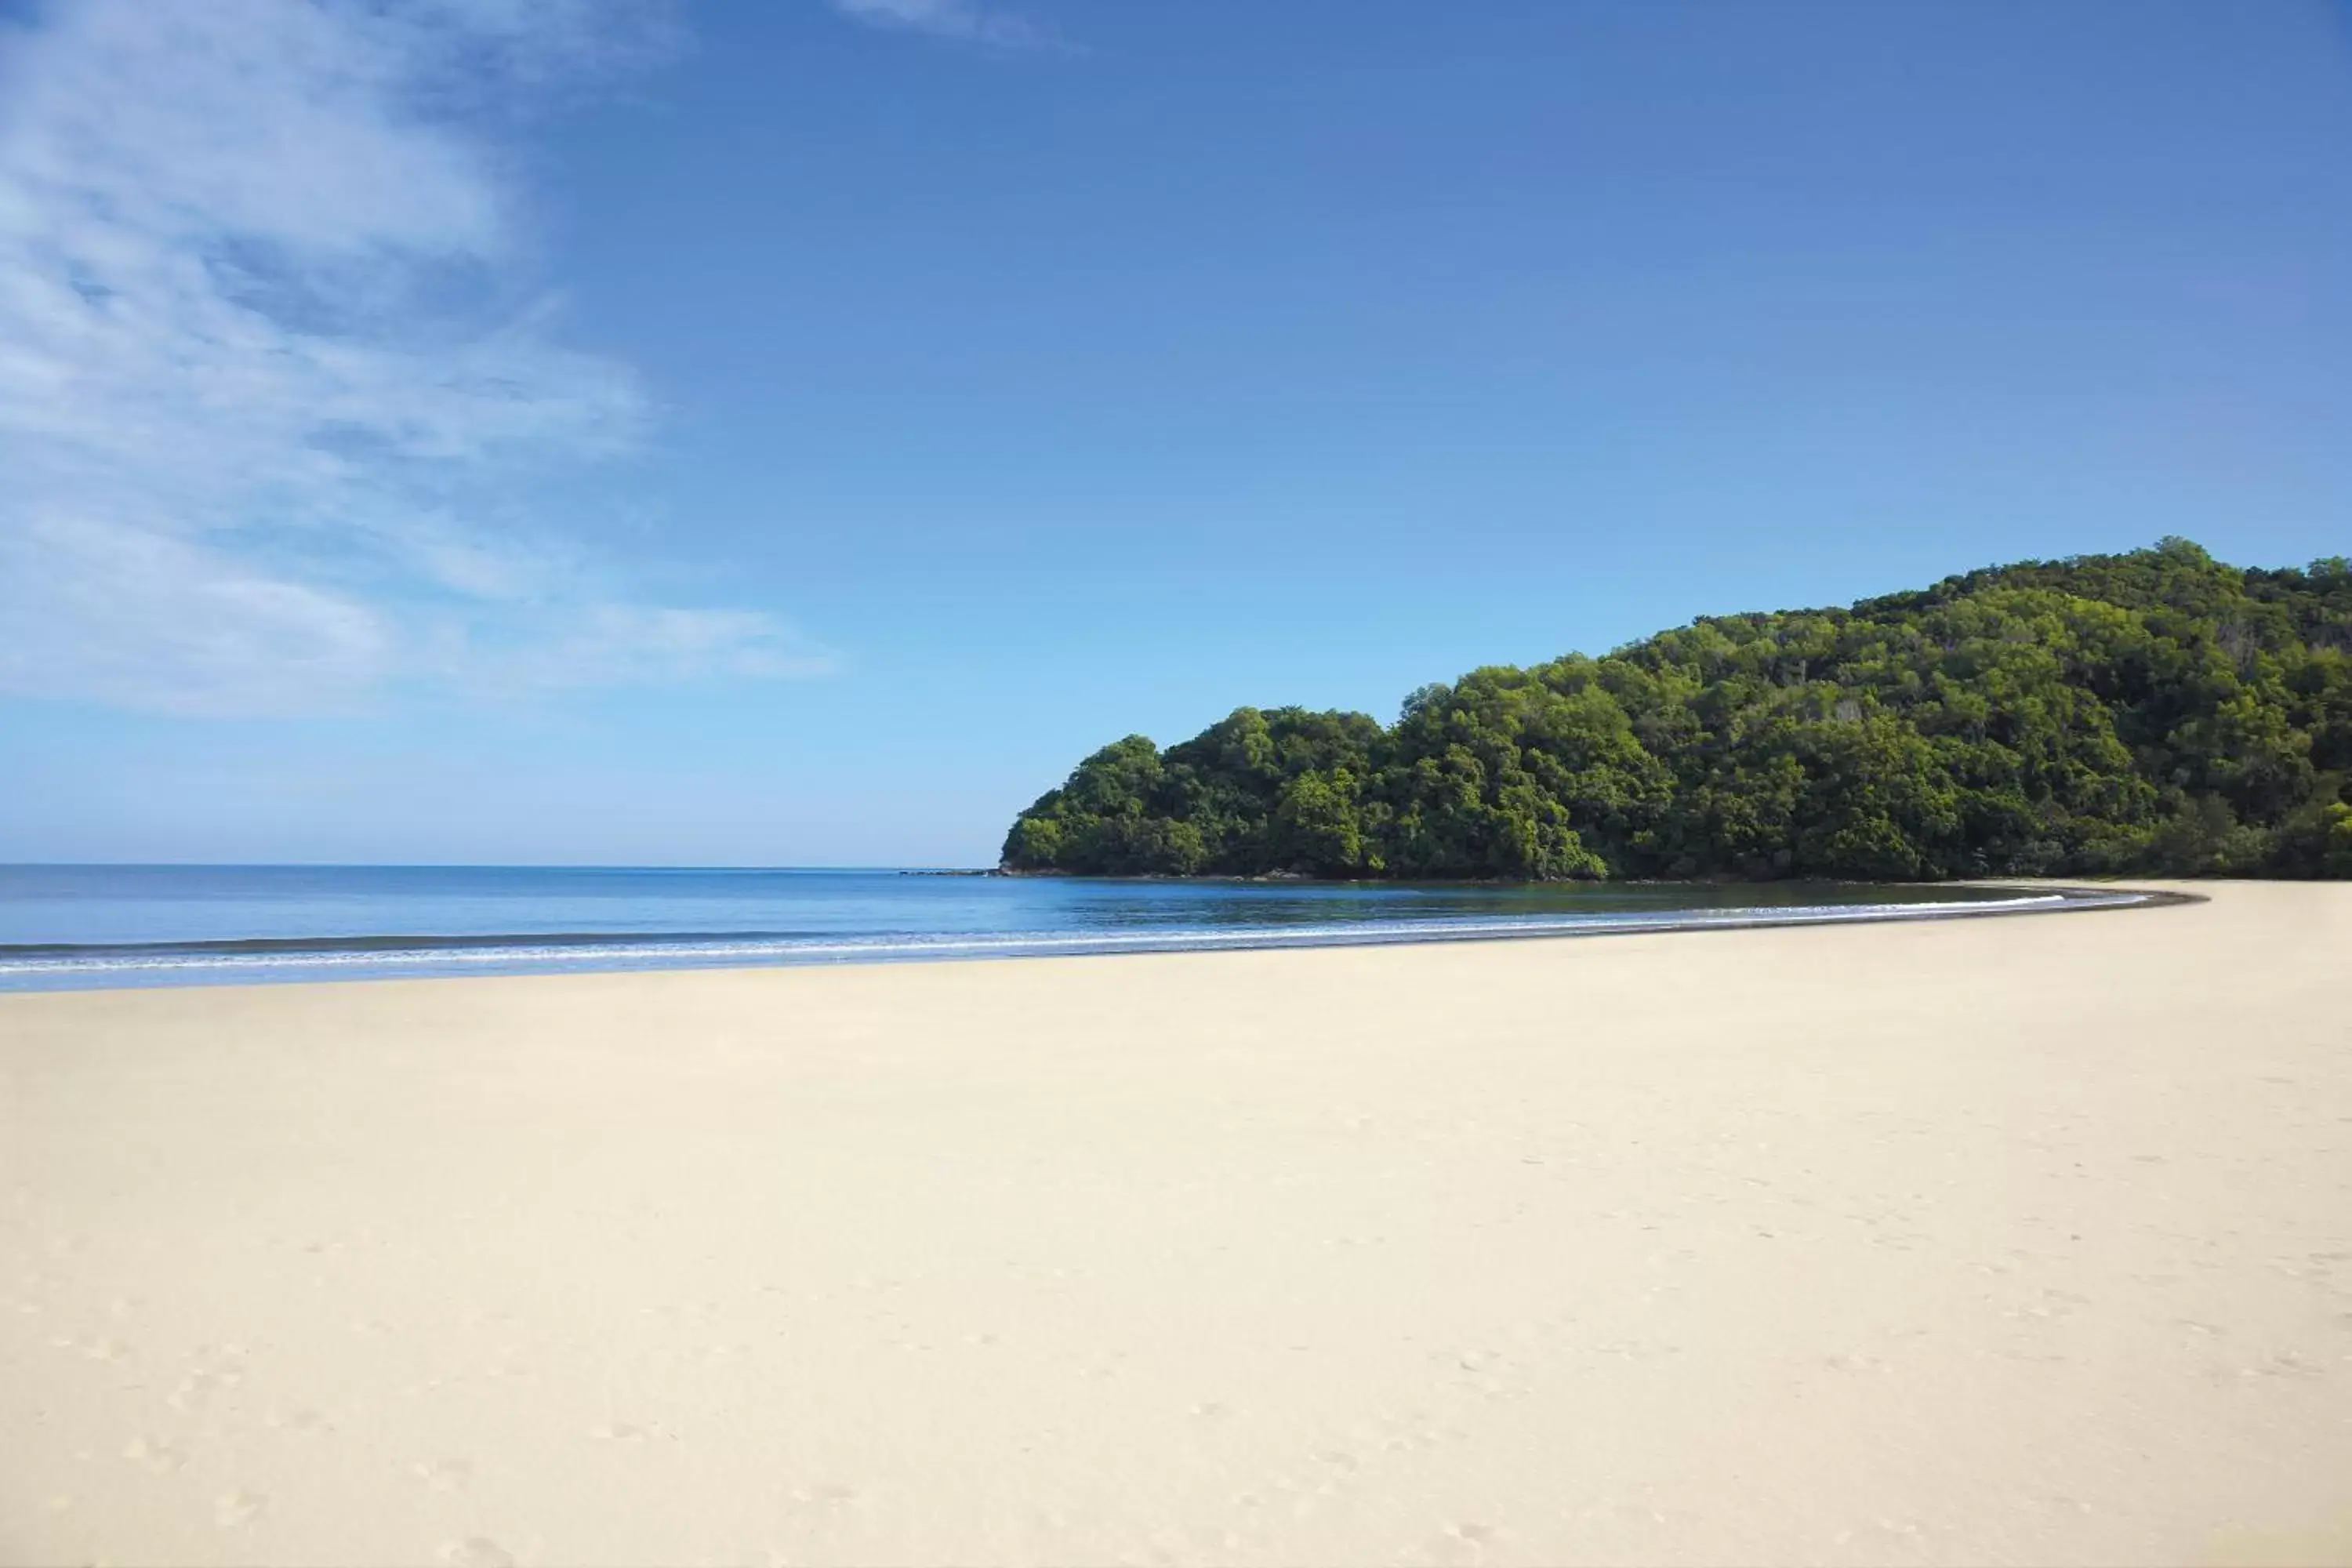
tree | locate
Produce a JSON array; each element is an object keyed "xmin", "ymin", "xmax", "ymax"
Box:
[{"xmin": 1000, "ymin": 543, "xmax": 2352, "ymax": 882}]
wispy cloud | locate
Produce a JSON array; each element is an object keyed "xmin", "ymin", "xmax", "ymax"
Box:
[
  {"xmin": 829, "ymin": 0, "xmax": 1064, "ymax": 52},
  {"xmin": 0, "ymin": 0, "xmax": 828, "ymax": 717},
  {"xmin": 0, "ymin": 513, "xmax": 394, "ymax": 718}
]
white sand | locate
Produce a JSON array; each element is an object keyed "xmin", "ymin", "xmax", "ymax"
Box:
[{"xmin": 2, "ymin": 881, "xmax": 2348, "ymax": 1567}]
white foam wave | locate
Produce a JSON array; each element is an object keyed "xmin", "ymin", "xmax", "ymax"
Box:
[{"xmin": 0, "ymin": 892, "xmax": 2129, "ymax": 989}]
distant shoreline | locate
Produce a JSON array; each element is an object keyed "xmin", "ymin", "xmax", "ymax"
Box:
[{"xmin": 0, "ymin": 883, "xmax": 2180, "ymax": 994}]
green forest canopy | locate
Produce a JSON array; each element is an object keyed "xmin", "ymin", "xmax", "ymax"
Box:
[{"xmin": 1001, "ymin": 541, "xmax": 2352, "ymax": 881}]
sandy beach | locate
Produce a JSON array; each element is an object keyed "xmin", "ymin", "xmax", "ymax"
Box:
[{"xmin": 2, "ymin": 880, "xmax": 2347, "ymax": 1566}]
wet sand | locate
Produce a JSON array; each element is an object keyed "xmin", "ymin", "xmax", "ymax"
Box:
[{"xmin": 2, "ymin": 880, "xmax": 2347, "ymax": 1566}]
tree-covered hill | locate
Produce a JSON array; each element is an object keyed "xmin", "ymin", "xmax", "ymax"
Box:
[{"xmin": 1000, "ymin": 541, "xmax": 2352, "ymax": 881}]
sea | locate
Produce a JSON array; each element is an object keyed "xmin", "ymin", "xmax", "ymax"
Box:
[{"xmin": 0, "ymin": 866, "xmax": 2141, "ymax": 992}]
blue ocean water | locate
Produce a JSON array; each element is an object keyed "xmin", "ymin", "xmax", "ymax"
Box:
[{"xmin": 0, "ymin": 866, "xmax": 2136, "ymax": 992}]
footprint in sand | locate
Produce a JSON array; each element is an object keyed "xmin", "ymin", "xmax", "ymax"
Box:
[
  {"xmin": 173, "ymin": 1345, "xmax": 247, "ymax": 1404},
  {"xmin": 215, "ymin": 1489, "xmax": 268, "ymax": 1526},
  {"xmin": 440, "ymin": 1538, "xmax": 516, "ymax": 1568},
  {"xmin": 1374, "ymin": 1423, "xmax": 1447, "ymax": 1454},
  {"xmin": 55, "ymin": 1335, "xmax": 133, "ymax": 1364},
  {"xmin": 1426, "ymin": 1520, "xmax": 1498, "ymax": 1562},
  {"xmin": 122, "ymin": 1436, "xmax": 187, "ymax": 1472},
  {"xmin": 170, "ymin": 1364, "xmax": 247, "ymax": 1412},
  {"xmin": 412, "ymin": 1458, "xmax": 474, "ymax": 1492},
  {"xmin": 784, "ymin": 1483, "xmax": 860, "ymax": 1515}
]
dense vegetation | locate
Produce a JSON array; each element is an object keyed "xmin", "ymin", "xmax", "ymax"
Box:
[{"xmin": 1001, "ymin": 542, "xmax": 2352, "ymax": 882}]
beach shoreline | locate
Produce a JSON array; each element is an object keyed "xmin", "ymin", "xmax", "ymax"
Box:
[
  {"xmin": 0, "ymin": 877, "xmax": 2172, "ymax": 993},
  {"xmin": 2, "ymin": 880, "xmax": 2346, "ymax": 1566}
]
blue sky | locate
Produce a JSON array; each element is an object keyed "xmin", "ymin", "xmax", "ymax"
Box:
[{"xmin": 2, "ymin": 0, "xmax": 2347, "ymax": 866}]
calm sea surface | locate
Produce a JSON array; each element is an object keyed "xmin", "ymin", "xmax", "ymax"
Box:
[{"xmin": 0, "ymin": 866, "xmax": 2136, "ymax": 992}]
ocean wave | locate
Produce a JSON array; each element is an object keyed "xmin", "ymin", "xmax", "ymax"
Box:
[{"xmin": 0, "ymin": 892, "xmax": 2125, "ymax": 986}]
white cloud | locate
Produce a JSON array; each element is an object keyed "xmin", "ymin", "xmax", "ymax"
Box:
[
  {"xmin": 830, "ymin": 0, "xmax": 1062, "ymax": 51},
  {"xmin": 434, "ymin": 604, "xmax": 840, "ymax": 694},
  {"xmin": 0, "ymin": 513, "xmax": 392, "ymax": 718},
  {"xmin": 0, "ymin": 0, "xmax": 824, "ymax": 718}
]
